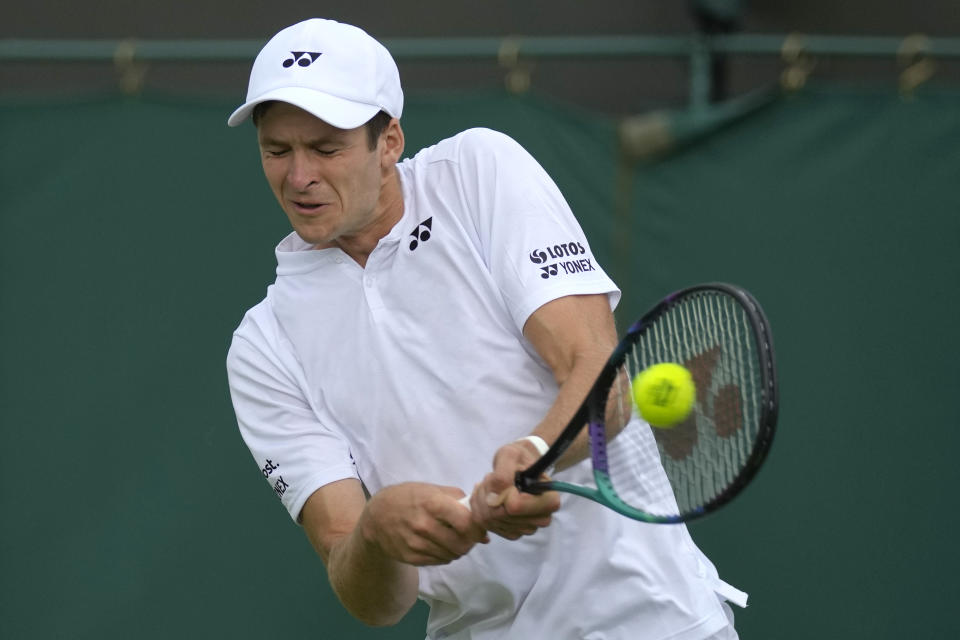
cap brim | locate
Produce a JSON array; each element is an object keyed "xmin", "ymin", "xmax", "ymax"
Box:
[{"xmin": 227, "ymin": 86, "xmax": 382, "ymax": 129}]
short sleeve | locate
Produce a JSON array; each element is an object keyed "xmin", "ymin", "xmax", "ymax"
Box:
[
  {"xmin": 226, "ymin": 308, "xmax": 359, "ymax": 522},
  {"xmin": 453, "ymin": 128, "xmax": 620, "ymax": 329}
]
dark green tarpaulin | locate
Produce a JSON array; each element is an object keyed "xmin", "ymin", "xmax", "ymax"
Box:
[{"xmin": 1, "ymin": 86, "xmax": 958, "ymax": 638}]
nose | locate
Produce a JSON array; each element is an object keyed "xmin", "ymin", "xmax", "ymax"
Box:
[{"xmin": 286, "ymin": 150, "xmax": 317, "ymax": 191}]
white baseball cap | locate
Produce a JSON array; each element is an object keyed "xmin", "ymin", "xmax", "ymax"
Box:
[{"xmin": 227, "ymin": 18, "xmax": 403, "ymax": 129}]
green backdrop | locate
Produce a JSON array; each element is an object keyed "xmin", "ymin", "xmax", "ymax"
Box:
[{"xmin": 1, "ymin": 85, "xmax": 958, "ymax": 638}]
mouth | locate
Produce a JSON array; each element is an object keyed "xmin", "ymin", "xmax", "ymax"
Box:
[{"xmin": 289, "ymin": 199, "xmax": 327, "ymax": 215}]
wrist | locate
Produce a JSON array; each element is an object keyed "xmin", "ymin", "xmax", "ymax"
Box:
[{"xmin": 514, "ymin": 434, "xmax": 549, "ymax": 457}]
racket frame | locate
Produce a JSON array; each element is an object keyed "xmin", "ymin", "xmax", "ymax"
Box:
[{"xmin": 515, "ymin": 282, "xmax": 778, "ymax": 523}]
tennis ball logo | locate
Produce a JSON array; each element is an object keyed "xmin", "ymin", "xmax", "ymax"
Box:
[{"xmin": 632, "ymin": 363, "xmax": 696, "ymax": 428}]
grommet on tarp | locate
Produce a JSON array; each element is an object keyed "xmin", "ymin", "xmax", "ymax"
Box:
[
  {"xmin": 780, "ymin": 33, "xmax": 815, "ymax": 92},
  {"xmin": 114, "ymin": 38, "xmax": 147, "ymax": 95},
  {"xmin": 498, "ymin": 37, "xmax": 533, "ymax": 94},
  {"xmin": 898, "ymin": 34, "xmax": 935, "ymax": 99}
]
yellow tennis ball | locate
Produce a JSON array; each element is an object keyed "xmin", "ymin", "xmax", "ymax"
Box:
[{"xmin": 632, "ymin": 363, "xmax": 696, "ymax": 428}]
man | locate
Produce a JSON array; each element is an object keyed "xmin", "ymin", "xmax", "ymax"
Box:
[{"xmin": 227, "ymin": 18, "xmax": 742, "ymax": 639}]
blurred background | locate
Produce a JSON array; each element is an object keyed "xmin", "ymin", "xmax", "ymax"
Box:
[{"xmin": 2, "ymin": 1, "xmax": 958, "ymax": 638}]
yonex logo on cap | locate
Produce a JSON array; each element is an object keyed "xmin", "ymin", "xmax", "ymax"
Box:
[{"xmin": 283, "ymin": 51, "xmax": 322, "ymax": 68}]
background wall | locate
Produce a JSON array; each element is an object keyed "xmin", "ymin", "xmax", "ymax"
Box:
[
  {"xmin": 3, "ymin": 0, "xmax": 960, "ymax": 113},
  {"xmin": 2, "ymin": 3, "xmax": 959, "ymax": 639}
]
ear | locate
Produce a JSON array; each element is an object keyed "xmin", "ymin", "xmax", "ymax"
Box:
[{"xmin": 380, "ymin": 118, "xmax": 405, "ymax": 169}]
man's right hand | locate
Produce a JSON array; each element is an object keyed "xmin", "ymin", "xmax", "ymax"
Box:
[
  {"xmin": 359, "ymin": 482, "xmax": 490, "ymax": 566},
  {"xmin": 300, "ymin": 478, "xmax": 489, "ymax": 626}
]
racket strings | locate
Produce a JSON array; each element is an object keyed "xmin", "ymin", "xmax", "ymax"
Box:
[{"xmin": 601, "ymin": 291, "xmax": 764, "ymax": 518}]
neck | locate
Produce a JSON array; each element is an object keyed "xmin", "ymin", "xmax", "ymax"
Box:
[{"xmin": 327, "ymin": 169, "xmax": 404, "ymax": 268}]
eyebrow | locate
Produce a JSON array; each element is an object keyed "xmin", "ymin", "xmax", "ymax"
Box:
[{"xmin": 258, "ymin": 132, "xmax": 351, "ymax": 148}]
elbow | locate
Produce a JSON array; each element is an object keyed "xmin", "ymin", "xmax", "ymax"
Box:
[
  {"xmin": 345, "ymin": 595, "xmax": 416, "ymax": 627},
  {"xmin": 331, "ymin": 565, "xmax": 419, "ymax": 628},
  {"xmin": 357, "ymin": 613, "xmax": 405, "ymax": 628}
]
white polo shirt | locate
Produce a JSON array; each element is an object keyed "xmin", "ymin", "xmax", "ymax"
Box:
[{"xmin": 227, "ymin": 128, "xmax": 737, "ymax": 640}]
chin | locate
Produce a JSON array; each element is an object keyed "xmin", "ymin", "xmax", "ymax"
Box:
[
  {"xmin": 289, "ymin": 221, "xmax": 332, "ymax": 247},
  {"xmin": 294, "ymin": 231, "xmax": 329, "ymax": 247}
]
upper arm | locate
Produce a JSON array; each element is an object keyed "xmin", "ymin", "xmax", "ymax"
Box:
[
  {"xmin": 522, "ymin": 293, "xmax": 617, "ymax": 384},
  {"xmin": 450, "ymin": 129, "xmax": 621, "ymax": 333},
  {"xmin": 300, "ymin": 478, "xmax": 368, "ymax": 565},
  {"xmin": 227, "ymin": 318, "xmax": 360, "ymax": 523}
]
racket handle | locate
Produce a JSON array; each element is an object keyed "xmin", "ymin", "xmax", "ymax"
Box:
[{"xmin": 458, "ymin": 495, "xmax": 471, "ymax": 510}]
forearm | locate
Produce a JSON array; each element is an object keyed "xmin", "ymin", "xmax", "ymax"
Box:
[
  {"xmin": 313, "ymin": 481, "xmax": 483, "ymax": 626},
  {"xmin": 522, "ymin": 294, "xmax": 618, "ymax": 471},
  {"xmin": 301, "ymin": 480, "xmax": 421, "ymax": 627},
  {"xmin": 326, "ymin": 521, "xmax": 419, "ymax": 626},
  {"xmin": 534, "ymin": 344, "xmax": 610, "ymax": 470}
]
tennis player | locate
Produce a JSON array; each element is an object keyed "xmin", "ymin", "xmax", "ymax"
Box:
[{"xmin": 226, "ymin": 18, "xmax": 744, "ymax": 639}]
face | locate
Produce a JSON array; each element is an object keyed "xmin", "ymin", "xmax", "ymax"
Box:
[{"xmin": 256, "ymin": 103, "xmax": 402, "ymax": 250}]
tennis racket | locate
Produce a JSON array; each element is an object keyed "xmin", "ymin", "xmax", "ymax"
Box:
[{"xmin": 495, "ymin": 282, "xmax": 778, "ymax": 524}]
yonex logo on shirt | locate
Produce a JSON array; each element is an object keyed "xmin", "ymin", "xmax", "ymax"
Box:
[
  {"xmin": 260, "ymin": 458, "xmax": 289, "ymax": 498},
  {"xmin": 528, "ymin": 241, "xmax": 595, "ymax": 279},
  {"xmin": 283, "ymin": 51, "xmax": 322, "ymax": 68},
  {"xmin": 409, "ymin": 217, "xmax": 433, "ymax": 251}
]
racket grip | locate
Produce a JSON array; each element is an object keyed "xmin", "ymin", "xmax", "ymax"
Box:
[{"xmin": 458, "ymin": 495, "xmax": 471, "ymax": 510}]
